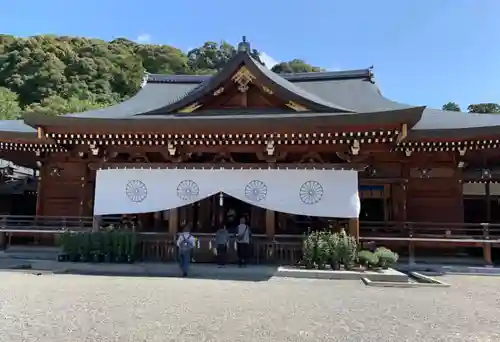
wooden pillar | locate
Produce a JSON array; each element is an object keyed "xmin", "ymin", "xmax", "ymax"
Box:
[
  {"xmin": 348, "ymin": 218, "xmax": 359, "ymax": 241},
  {"xmin": 168, "ymin": 208, "xmax": 178, "ymax": 234},
  {"xmin": 250, "ymin": 206, "xmax": 259, "ymax": 231},
  {"xmin": 35, "ymin": 168, "xmax": 44, "ymax": 216},
  {"xmin": 198, "ymin": 198, "xmax": 210, "ymax": 231},
  {"xmin": 483, "ymin": 243, "xmax": 493, "ymax": 266},
  {"xmin": 265, "ymin": 209, "xmax": 275, "ymax": 238},
  {"xmin": 486, "ymin": 181, "xmax": 491, "ymax": 222}
]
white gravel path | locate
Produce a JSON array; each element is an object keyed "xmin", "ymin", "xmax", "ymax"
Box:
[{"xmin": 0, "ymin": 272, "xmax": 498, "ymax": 342}]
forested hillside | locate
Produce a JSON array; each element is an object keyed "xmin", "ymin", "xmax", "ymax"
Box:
[
  {"xmin": 0, "ymin": 34, "xmax": 496, "ymax": 120},
  {"xmin": 0, "ymin": 35, "xmax": 321, "ymax": 119}
]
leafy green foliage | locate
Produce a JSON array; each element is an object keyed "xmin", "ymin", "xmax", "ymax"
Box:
[
  {"xmin": 271, "ymin": 59, "xmax": 325, "ymax": 74},
  {"xmin": 442, "ymin": 102, "xmax": 461, "ymax": 112},
  {"xmin": 373, "ymin": 247, "xmax": 399, "ymax": 268},
  {"xmin": 0, "ymin": 87, "xmax": 21, "ymax": 119},
  {"xmin": 442, "ymin": 102, "xmax": 500, "ymax": 113},
  {"xmin": 467, "ymin": 103, "xmax": 500, "ymax": 113},
  {"xmin": 0, "ymin": 35, "xmax": 319, "ymax": 120},
  {"xmin": 302, "ymin": 231, "xmax": 358, "ymax": 270}
]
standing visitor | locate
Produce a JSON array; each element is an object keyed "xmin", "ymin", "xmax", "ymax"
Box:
[
  {"xmin": 214, "ymin": 224, "xmax": 229, "ymax": 267},
  {"xmin": 236, "ymin": 216, "xmax": 251, "ymax": 267},
  {"xmin": 176, "ymin": 224, "xmax": 195, "ymax": 277}
]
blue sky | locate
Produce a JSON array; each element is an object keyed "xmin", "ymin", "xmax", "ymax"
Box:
[{"xmin": 0, "ymin": 0, "xmax": 499, "ymax": 110}]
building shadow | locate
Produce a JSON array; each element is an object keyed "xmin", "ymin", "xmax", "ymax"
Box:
[{"xmin": 0, "ymin": 260, "xmax": 278, "ymax": 282}]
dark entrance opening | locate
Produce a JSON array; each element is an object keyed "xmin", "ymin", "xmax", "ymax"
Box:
[
  {"xmin": 360, "ymin": 199, "xmax": 385, "ymax": 222},
  {"xmin": 220, "ymin": 194, "xmax": 253, "ymax": 233}
]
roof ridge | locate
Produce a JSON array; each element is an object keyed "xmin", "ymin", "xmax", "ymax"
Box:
[{"xmin": 147, "ymin": 68, "xmax": 372, "ymax": 84}]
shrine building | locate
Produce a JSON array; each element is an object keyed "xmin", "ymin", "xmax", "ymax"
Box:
[{"xmin": 0, "ymin": 38, "xmax": 498, "ymax": 264}]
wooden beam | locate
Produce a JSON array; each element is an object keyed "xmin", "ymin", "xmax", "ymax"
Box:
[
  {"xmin": 483, "ymin": 243, "xmax": 493, "ymax": 266},
  {"xmin": 265, "ymin": 210, "xmax": 275, "ymax": 238},
  {"xmin": 168, "ymin": 208, "xmax": 178, "ymax": 234},
  {"xmin": 89, "ymin": 162, "xmax": 366, "ymax": 171},
  {"xmin": 348, "ymin": 218, "xmax": 359, "ymax": 242},
  {"xmin": 396, "ymin": 123, "xmax": 408, "ymax": 143}
]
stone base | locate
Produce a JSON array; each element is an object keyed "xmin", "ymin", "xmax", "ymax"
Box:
[{"xmin": 276, "ymin": 266, "xmax": 408, "ymax": 283}]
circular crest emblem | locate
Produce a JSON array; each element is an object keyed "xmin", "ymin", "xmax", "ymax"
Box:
[
  {"xmin": 299, "ymin": 180, "xmax": 324, "ymax": 205},
  {"xmin": 177, "ymin": 180, "xmax": 200, "ymax": 201},
  {"xmin": 125, "ymin": 180, "xmax": 148, "ymax": 203},
  {"xmin": 244, "ymin": 180, "xmax": 268, "ymax": 202}
]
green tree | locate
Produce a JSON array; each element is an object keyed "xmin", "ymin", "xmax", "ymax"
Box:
[
  {"xmin": 24, "ymin": 95, "xmax": 106, "ymax": 116},
  {"xmin": 467, "ymin": 103, "xmax": 500, "ymax": 113},
  {"xmin": 271, "ymin": 59, "xmax": 324, "ymax": 74},
  {"xmin": 442, "ymin": 102, "xmax": 461, "ymax": 112},
  {"xmin": 0, "ymin": 35, "xmax": 315, "ymax": 117},
  {"xmin": 0, "ymin": 87, "xmax": 21, "ymax": 119}
]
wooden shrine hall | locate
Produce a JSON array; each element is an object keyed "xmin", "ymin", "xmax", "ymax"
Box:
[{"xmin": 0, "ymin": 37, "xmax": 499, "ymax": 264}]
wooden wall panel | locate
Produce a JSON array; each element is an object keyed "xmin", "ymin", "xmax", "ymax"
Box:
[
  {"xmin": 37, "ymin": 160, "xmax": 91, "ymax": 217},
  {"xmin": 406, "ymin": 175, "xmax": 463, "ymax": 222}
]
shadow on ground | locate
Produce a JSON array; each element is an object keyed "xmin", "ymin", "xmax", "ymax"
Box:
[{"xmin": 0, "ymin": 259, "xmax": 278, "ymax": 282}]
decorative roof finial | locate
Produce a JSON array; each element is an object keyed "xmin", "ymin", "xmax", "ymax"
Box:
[{"xmin": 238, "ymin": 36, "xmax": 251, "ymax": 52}]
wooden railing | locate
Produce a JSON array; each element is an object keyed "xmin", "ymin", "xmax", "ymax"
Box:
[
  {"xmin": 360, "ymin": 221, "xmax": 500, "ymax": 242},
  {"xmin": 0, "ymin": 215, "xmax": 95, "ymax": 233},
  {"xmin": 138, "ymin": 233, "xmax": 303, "ymax": 265},
  {"xmin": 0, "ymin": 215, "xmax": 499, "ymax": 263}
]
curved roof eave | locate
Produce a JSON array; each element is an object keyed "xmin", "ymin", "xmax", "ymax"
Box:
[
  {"xmin": 293, "ymin": 77, "xmax": 500, "ymax": 140},
  {"xmin": 65, "ymin": 82, "xmax": 198, "ymax": 119},
  {"xmin": 139, "ymin": 51, "xmax": 354, "ymax": 115},
  {"xmin": 408, "ymin": 108, "xmax": 500, "ymax": 139},
  {"xmin": 22, "ymin": 106, "xmax": 425, "ymax": 132},
  {"xmin": 0, "ymin": 120, "xmax": 36, "ymax": 139}
]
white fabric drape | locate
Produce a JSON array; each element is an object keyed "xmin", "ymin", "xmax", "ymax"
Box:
[{"xmin": 94, "ymin": 168, "xmax": 360, "ymax": 218}]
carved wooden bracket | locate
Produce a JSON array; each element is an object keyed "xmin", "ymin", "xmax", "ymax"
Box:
[
  {"xmin": 167, "ymin": 141, "xmax": 177, "ymax": 156},
  {"xmin": 211, "ymin": 152, "xmax": 235, "ymax": 163},
  {"xmin": 89, "ymin": 144, "xmax": 100, "ymax": 156},
  {"xmin": 336, "ymin": 151, "xmax": 351, "ymax": 162},
  {"xmin": 350, "ymin": 139, "xmax": 360, "ymax": 156},
  {"xmin": 298, "ymin": 152, "xmax": 325, "ymax": 164},
  {"xmin": 127, "ymin": 152, "xmax": 150, "ymax": 163},
  {"xmin": 256, "ymin": 151, "xmax": 288, "ymax": 163},
  {"xmin": 266, "ymin": 140, "xmax": 275, "ymax": 156}
]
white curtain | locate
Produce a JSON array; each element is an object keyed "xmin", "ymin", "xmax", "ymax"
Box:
[{"xmin": 94, "ymin": 168, "xmax": 360, "ymax": 218}]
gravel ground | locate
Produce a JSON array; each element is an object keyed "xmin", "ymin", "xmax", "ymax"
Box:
[{"xmin": 0, "ymin": 272, "xmax": 498, "ymax": 342}]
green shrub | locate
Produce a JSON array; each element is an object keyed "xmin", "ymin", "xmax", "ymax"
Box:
[
  {"xmin": 58, "ymin": 231, "xmax": 138, "ymax": 263},
  {"xmin": 326, "ymin": 232, "xmax": 341, "ymax": 269},
  {"xmin": 302, "ymin": 231, "xmax": 358, "ymax": 270},
  {"xmin": 315, "ymin": 232, "xmax": 330, "ymax": 269},
  {"xmin": 338, "ymin": 234, "xmax": 358, "ymax": 269},
  {"xmin": 357, "ymin": 250, "xmax": 379, "ymax": 269},
  {"xmin": 302, "ymin": 233, "xmax": 316, "ymax": 269},
  {"xmin": 374, "ymin": 247, "xmax": 399, "ymax": 269}
]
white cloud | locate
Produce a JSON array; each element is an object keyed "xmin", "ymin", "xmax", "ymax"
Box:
[
  {"xmin": 135, "ymin": 34, "xmax": 152, "ymax": 44},
  {"xmin": 260, "ymin": 52, "xmax": 279, "ymax": 68}
]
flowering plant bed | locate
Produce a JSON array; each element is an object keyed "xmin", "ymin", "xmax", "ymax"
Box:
[{"xmin": 301, "ymin": 231, "xmax": 399, "ymax": 272}]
